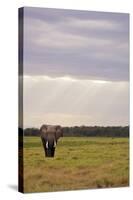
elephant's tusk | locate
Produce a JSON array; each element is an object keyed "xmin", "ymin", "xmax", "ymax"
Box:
[
  {"xmin": 46, "ymin": 141, "xmax": 48, "ymax": 149},
  {"xmin": 54, "ymin": 140, "xmax": 56, "ymax": 148}
]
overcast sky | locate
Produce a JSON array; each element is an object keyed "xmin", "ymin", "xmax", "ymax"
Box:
[{"xmin": 23, "ymin": 7, "xmax": 129, "ymax": 128}]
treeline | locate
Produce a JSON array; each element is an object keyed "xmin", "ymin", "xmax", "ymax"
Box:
[{"xmin": 22, "ymin": 126, "xmax": 129, "ymax": 137}]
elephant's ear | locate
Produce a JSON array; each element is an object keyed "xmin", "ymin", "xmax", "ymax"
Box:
[
  {"xmin": 40, "ymin": 125, "xmax": 47, "ymax": 138},
  {"xmin": 56, "ymin": 125, "xmax": 63, "ymax": 140}
]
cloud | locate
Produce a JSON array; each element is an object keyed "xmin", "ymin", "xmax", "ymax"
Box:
[
  {"xmin": 22, "ymin": 8, "xmax": 129, "ymax": 127},
  {"xmin": 23, "ymin": 75, "xmax": 129, "ymax": 127},
  {"xmin": 23, "ymin": 7, "xmax": 129, "ymax": 81},
  {"xmin": 64, "ymin": 17, "xmax": 122, "ymax": 31}
]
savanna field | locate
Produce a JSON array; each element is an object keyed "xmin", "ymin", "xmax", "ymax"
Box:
[{"xmin": 23, "ymin": 136, "xmax": 129, "ymax": 193}]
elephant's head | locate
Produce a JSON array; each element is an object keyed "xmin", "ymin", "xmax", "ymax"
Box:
[{"xmin": 40, "ymin": 125, "xmax": 63, "ymax": 157}]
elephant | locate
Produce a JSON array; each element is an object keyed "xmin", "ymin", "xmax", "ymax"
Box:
[{"xmin": 40, "ymin": 125, "xmax": 63, "ymax": 157}]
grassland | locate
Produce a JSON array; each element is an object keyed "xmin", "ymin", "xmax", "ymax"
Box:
[{"xmin": 23, "ymin": 136, "xmax": 129, "ymax": 193}]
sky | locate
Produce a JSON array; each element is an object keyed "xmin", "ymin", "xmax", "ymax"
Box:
[{"xmin": 23, "ymin": 7, "xmax": 129, "ymax": 128}]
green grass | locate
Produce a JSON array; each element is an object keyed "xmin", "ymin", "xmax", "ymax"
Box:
[{"xmin": 23, "ymin": 136, "xmax": 129, "ymax": 193}]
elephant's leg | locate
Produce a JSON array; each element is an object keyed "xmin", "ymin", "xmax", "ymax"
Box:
[
  {"xmin": 51, "ymin": 147, "xmax": 55, "ymax": 157},
  {"xmin": 41, "ymin": 138, "xmax": 47, "ymax": 156}
]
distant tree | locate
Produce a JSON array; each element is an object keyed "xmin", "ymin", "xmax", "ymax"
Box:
[{"xmin": 24, "ymin": 126, "xmax": 129, "ymax": 137}]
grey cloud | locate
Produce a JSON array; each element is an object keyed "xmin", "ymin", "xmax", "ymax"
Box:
[
  {"xmin": 23, "ymin": 7, "xmax": 129, "ymax": 81},
  {"xmin": 24, "ymin": 7, "xmax": 129, "ymax": 25}
]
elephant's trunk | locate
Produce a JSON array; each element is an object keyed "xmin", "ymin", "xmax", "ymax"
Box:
[{"xmin": 45, "ymin": 139, "xmax": 56, "ymax": 157}]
